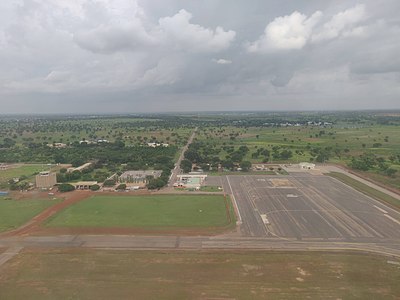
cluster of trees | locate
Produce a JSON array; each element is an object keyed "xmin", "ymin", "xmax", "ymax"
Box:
[
  {"xmin": 146, "ymin": 168, "xmax": 172, "ymax": 189},
  {"xmin": 0, "ymin": 141, "xmax": 177, "ymax": 169},
  {"xmin": 349, "ymin": 153, "xmax": 397, "ymax": 177},
  {"xmin": 182, "ymin": 141, "xmax": 252, "ymax": 172}
]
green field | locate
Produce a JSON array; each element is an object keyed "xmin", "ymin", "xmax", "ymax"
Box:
[
  {"xmin": 0, "ymin": 164, "xmax": 51, "ymax": 187},
  {"xmin": 327, "ymin": 172, "xmax": 400, "ymax": 209},
  {"xmin": 46, "ymin": 195, "xmax": 234, "ymax": 228},
  {"xmin": 0, "ymin": 198, "xmax": 61, "ymax": 232},
  {"xmin": 1, "ymin": 249, "xmax": 400, "ymax": 299}
]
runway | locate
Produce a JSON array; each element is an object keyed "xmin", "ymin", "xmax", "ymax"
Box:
[{"xmin": 222, "ymin": 173, "xmax": 400, "ymax": 242}]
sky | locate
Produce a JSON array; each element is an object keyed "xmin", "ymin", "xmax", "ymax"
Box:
[{"xmin": 0, "ymin": 0, "xmax": 400, "ymax": 114}]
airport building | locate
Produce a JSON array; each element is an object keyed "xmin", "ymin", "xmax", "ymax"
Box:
[
  {"xmin": 35, "ymin": 171, "xmax": 57, "ymax": 189},
  {"xmin": 119, "ymin": 170, "xmax": 162, "ymax": 184}
]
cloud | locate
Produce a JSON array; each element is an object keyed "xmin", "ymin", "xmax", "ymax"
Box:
[
  {"xmin": 74, "ymin": 24, "xmax": 156, "ymax": 54},
  {"xmin": 74, "ymin": 6, "xmax": 236, "ymax": 54},
  {"xmin": 213, "ymin": 58, "xmax": 232, "ymax": 64},
  {"xmin": 247, "ymin": 11, "xmax": 322, "ymax": 52},
  {"xmin": 312, "ymin": 4, "xmax": 367, "ymax": 42},
  {"xmin": 247, "ymin": 4, "xmax": 368, "ymax": 53},
  {"xmin": 158, "ymin": 9, "xmax": 236, "ymax": 52}
]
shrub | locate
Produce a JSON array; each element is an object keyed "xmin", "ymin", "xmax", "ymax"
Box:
[{"xmin": 58, "ymin": 183, "xmax": 75, "ymax": 193}]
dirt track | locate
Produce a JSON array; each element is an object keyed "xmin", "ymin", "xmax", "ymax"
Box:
[{"xmin": 1, "ymin": 191, "xmax": 92, "ymax": 237}]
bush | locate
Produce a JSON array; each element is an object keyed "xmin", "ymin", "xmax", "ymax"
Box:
[
  {"xmin": 103, "ymin": 179, "xmax": 116, "ymax": 187},
  {"xmin": 116, "ymin": 183, "xmax": 127, "ymax": 190},
  {"xmin": 90, "ymin": 184, "xmax": 100, "ymax": 191},
  {"xmin": 58, "ymin": 183, "xmax": 75, "ymax": 193}
]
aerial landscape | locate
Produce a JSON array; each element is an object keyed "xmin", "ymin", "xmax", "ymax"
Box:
[{"xmin": 1, "ymin": 1, "xmax": 400, "ymax": 299}]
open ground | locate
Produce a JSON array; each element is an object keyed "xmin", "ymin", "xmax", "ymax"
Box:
[{"xmin": 1, "ymin": 249, "xmax": 400, "ymax": 299}]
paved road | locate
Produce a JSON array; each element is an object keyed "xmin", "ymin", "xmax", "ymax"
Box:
[
  {"xmin": 1, "ymin": 235, "xmax": 400, "ymax": 258},
  {"xmin": 168, "ymin": 127, "xmax": 197, "ymax": 187}
]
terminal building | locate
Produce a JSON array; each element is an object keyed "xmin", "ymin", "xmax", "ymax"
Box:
[{"xmin": 35, "ymin": 171, "xmax": 57, "ymax": 189}]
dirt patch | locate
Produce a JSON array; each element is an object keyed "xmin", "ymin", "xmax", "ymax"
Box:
[
  {"xmin": 27, "ymin": 224, "xmax": 236, "ymax": 237},
  {"xmin": 269, "ymin": 179, "xmax": 294, "ymax": 188}
]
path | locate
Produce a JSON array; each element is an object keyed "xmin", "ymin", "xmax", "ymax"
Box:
[
  {"xmin": 168, "ymin": 127, "xmax": 197, "ymax": 187},
  {"xmin": 0, "ymin": 246, "xmax": 23, "ymax": 269},
  {"xmin": 0, "ymin": 190, "xmax": 91, "ymax": 237}
]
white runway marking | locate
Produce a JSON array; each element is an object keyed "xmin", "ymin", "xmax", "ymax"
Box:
[
  {"xmin": 373, "ymin": 205, "xmax": 388, "ymax": 214},
  {"xmin": 385, "ymin": 214, "xmax": 400, "ymax": 226},
  {"xmin": 260, "ymin": 214, "xmax": 270, "ymax": 224},
  {"xmin": 226, "ymin": 176, "xmax": 243, "ymax": 224}
]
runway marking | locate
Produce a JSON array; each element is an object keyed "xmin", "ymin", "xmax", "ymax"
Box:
[
  {"xmin": 373, "ymin": 205, "xmax": 388, "ymax": 214},
  {"xmin": 384, "ymin": 214, "xmax": 400, "ymax": 226},
  {"xmin": 260, "ymin": 214, "xmax": 270, "ymax": 225},
  {"xmin": 287, "ymin": 194, "xmax": 298, "ymax": 198},
  {"xmin": 226, "ymin": 176, "xmax": 243, "ymax": 224}
]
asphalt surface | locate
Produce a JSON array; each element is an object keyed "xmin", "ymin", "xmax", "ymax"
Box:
[
  {"xmin": 1, "ymin": 172, "xmax": 400, "ymax": 260},
  {"xmin": 222, "ymin": 173, "xmax": 400, "ymax": 242}
]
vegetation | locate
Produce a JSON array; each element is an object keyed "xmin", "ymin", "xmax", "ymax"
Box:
[
  {"xmin": 1, "ymin": 112, "xmax": 399, "ymax": 190},
  {"xmin": 0, "ymin": 198, "xmax": 61, "ymax": 232},
  {"xmin": 1, "ymin": 250, "xmax": 400, "ymax": 299},
  {"xmin": 46, "ymin": 195, "xmax": 234, "ymax": 229},
  {"xmin": 58, "ymin": 183, "xmax": 75, "ymax": 193}
]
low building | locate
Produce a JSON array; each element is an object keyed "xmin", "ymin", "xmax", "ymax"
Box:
[
  {"xmin": 119, "ymin": 170, "xmax": 162, "ymax": 183},
  {"xmin": 0, "ymin": 163, "xmax": 10, "ymax": 170},
  {"xmin": 73, "ymin": 181, "xmax": 98, "ymax": 190},
  {"xmin": 175, "ymin": 174, "xmax": 207, "ymax": 189},
  {"xmin": 35, "ymin": 171, "xmax": 57, "ymax": 189},
  {"xmin": 299, "ymin": 162, "xmax": 316, "ymax": 170},
  {"xmin": 47, "ymin": 143, "xmax": 67, "ymax": 148},
  {"xmin": 147, "ymin": 142, "xmax": 169, "ymax": 148}
]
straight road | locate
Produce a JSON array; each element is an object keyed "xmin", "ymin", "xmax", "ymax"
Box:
[
  {"xmin": 1, "ymin": 235, "xmax": 400, "ymax": 258},
  {"xmin": 168, "ymin": 127, "xmax": 197, "ymax": 187}
]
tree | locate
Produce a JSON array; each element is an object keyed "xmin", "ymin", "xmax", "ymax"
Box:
[
  {"xmin": 240, "ymin": 161, "xmax": 252, "ymax": 172},
  {"xmin": 385, "ymin": 168, "xmax": 397, "ymax": 177},
  {"xmin": 103, "ymin": 179, "xmax": 116, "ymax": 187},
  {"xmin": 180, "ymin": 159, "xmax": 192, "ymax": 173},
  {"xmin": 90, "ymin": 184, "xmax": 100, "ymax": 191},
  {"xmin": 58, "ymin": 183, "xmax": 75, "ymax": 192},
  {"xmin": 116, "ymin": 183, "xmax": 127, "ymax": 190}
]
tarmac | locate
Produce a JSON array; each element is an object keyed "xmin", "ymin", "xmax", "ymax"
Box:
[{"xmin": 1, "ymin": 171, "xmax": 400, "ymax": 263}]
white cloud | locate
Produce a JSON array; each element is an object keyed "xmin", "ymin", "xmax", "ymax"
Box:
[
  {"xmin": 312, "ymin": 4, "xmax": 367, "ymax": 42},
  {"xmin": 213, "ymin": 58, "xmax": 232, "ymax": 65},
  {"xmin": 247, "ymin": 11, "xmax": 322, "ymax": 52},
  {"xmin": 158, "ymin": 9, "xmax": 236, "ymax": 52}
]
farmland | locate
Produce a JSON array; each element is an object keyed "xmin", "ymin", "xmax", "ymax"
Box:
[
  {"xmin": 46, "ymin": 195, "xmax": 234, "ymax": 230},
  {"xmin": 1, "ymin": 249, "xmax": 399, "ymax": 299}
]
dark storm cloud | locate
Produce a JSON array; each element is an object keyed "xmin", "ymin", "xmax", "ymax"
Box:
[{"xmin": 0, "ymin": 0, "xmax": 399, "ymax": 113}]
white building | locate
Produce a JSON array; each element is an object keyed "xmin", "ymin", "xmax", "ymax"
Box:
[{"xmin": 299, "ymin": 162, "xmax": 316, "ymax": 170}]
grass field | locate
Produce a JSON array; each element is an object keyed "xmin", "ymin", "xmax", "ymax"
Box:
[
  {"xmin": 0, "ymin": 198, "xmax": 61, "ymax": 232},
  {"xmin": 0, "ymin": 164, "xmax": 51, "ymax": 187},
  {"xmin": 46, "ymin": 195, "xmax": 234, "ymax": 229},
  {"xmin": 327, "ymin": 172, "xmax": 400, "ymax": 209},
  {"xmin": 1, "ymin": 249, "xmax": 399, "ymax": 299}
]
